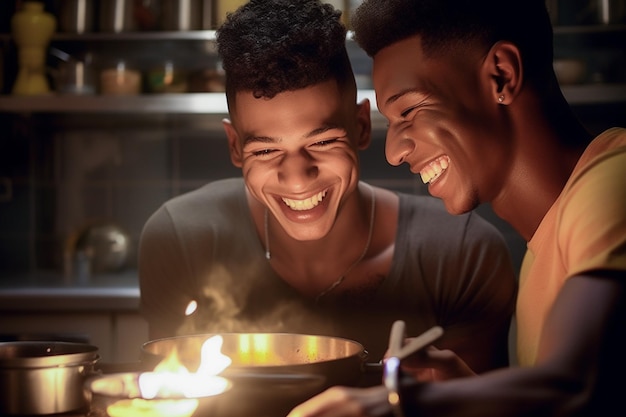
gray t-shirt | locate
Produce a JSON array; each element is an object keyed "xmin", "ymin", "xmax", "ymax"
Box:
[{"xmin": 139, "ymin": 178, "xmax": 516, "ymax": 364}]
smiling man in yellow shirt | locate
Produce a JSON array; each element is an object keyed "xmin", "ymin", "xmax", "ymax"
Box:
[{"xmin": 288, "ymin": 1, "xmax": 626, "ymax": 416}]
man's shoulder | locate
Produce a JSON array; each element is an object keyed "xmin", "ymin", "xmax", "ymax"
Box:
[{"xmin": 144, "ymin": 178, "xmax": 246, "ymax": 230}]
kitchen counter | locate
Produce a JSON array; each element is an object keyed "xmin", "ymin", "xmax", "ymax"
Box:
[
  {"xmin": 0, "ymin": 270, "xmax": 140, "ymax": 312},
  {"xmin": 0, "ymin": 270, "xmax": 149, "ymax": 363}
]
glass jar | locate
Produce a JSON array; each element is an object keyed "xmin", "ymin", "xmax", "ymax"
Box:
[
  {"xmin": 145, "ymin": 60, "xmax": 189, "ymax": 93},
  {"xmin": 99, "ymin": 60, "xmax": 142, "ymax": 95}
]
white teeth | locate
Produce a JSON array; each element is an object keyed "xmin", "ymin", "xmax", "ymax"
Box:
[
  {"xmin": 420, "ymin": 156, "xmax": 450, "ymax": 184},
  {"xmin": 282, "ymin": 190, "xmax": 327, "ymax": 211}
]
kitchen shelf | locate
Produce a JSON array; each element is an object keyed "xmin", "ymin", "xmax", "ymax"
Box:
[
  {"xmin": 0, "ymin": 85, "xmax": 623, "ymax": 115},
  {"xmin": 0, "ymin": 90, "xmax": 379, "ymax": 113},
  {"xmin": 1, "ymin": 25, "xmax": 623, "ymax": 42},
  {"xmin": 1, "ymin": 24, "xmax": 624, "ymax": 41},
  {"xmin": 0, "ymin": 31, "xmax": 219, "ymax": 42},
  {"xmin": 51, "ymin": 30, "xmax": 220, "ymax": 42},
  {"xmin": 553, "ymin": 24, "xmax": 626, "ymax": 34},
  {"xmin": 2, "ymin": 30, "xmax": 344, "ymax": 42},
  {"xmin": 560, "ymin": 83, "xmax": 626, "ymax": 104},
  {"xmin": 0, "ymin": 92, "xmax": 229, "ymax": 114}
]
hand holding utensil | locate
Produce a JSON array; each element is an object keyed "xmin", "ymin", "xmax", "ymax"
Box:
[{"xmin": 384, "ymin": 321, "xmax": 444, "ymax": 417}]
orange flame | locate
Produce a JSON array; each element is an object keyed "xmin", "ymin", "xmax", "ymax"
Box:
[{"xmin": 106, "ymin": 335, "xmax": 231, "ymax": 417}]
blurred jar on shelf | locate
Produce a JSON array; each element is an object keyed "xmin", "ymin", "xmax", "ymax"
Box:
[
  {"xmin": 145, "ymin": 60, "xmax": 188, "ymax": 93},
  {"xmin": 134, "ymin": 0, "xmax": 161, "ymax": 31},
  {"xmin": 57, "ymin": 0, "xmax": 95, "ymax": 34},
  {"xmin": 99, "ymin": 0, "xmax": 135, "ymax": 32},
  {"xmin": 161, "ymin": 0, "xmax": 207, "ymax": 31},
  {"xmin": 55, "ymin": 53, "xmax": 96, "ymax": 95},
  {"xmin": 100, "ymin": 60, "xmax": 141, "ymax": 95},
  {"xmin": 595, "ymin": 0, "xmax": 626, "ymax": 24}
]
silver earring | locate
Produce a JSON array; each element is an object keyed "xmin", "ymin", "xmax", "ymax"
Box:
[{"xmin": 498, "ymin": 95, "xmax": 505, "ymax": 103}]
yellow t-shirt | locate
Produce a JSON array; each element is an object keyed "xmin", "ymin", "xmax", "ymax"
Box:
[{"xmin": 517, "ymin": 127, "xmax": 626, "ymax": 366}]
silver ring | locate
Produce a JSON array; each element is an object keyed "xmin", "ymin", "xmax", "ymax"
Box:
[{"xmin": 383, "ymin": 356, "xmax": 404, "ymax": 417}]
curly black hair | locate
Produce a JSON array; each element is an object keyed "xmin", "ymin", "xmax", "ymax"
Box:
[
  {"xmin": 216, "ymin": 0, "xmax": 354, "ymax": 102},
  {"xmin": 352, "ymin": 0, "xmax": 554, "ymax": 88}
]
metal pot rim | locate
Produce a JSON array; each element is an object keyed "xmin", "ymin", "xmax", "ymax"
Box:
[
  {"xmin": 144, "ymin": 332, "xmax": 366, "ymax": 348},
  {"xmin": 142, "ymin": 332, "xmax": 368, "ymax": 365},
  {"xmin": 0, "ymin": 341, "xmax": 99, "ymax": 368}
]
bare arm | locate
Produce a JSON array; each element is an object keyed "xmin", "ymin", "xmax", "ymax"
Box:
[{"xmin": 288, "ymin": 271, "xmax": 625, "ymax": 417}]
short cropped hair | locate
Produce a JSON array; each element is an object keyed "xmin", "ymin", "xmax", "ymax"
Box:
[
  {"xmin": 352, "ymin": 0, "xmax": 554, "ymax": 88},
  {"xmin": 216, "ymin": 0, "xmax": 355, "ymax": 104}
]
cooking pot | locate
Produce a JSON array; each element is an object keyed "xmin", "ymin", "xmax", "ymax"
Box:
[
  {"xmin": 141, "ymin": 333, "xmax": 372, "ymax": 417},
  {"xmin": 0, "ymin": 341, "xmax": 99, "ymax": 415},
  {"xmin": 142, "ymin": 333, "xmax": 369, "ymax": 384}
]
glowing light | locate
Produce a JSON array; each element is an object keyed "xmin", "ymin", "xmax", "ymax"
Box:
[
  {"xmin": 139, "ymin": 335, "xmax": 231, "ymax": 398},
  {"xmin": 197, "ymin": 335, "xmax": 231, "ymax": 375},
  {"xmin": 107, "ymin": 398, "xmax": 198, "ymax": 417},
  {"xmin": 252, "ymin": 333, "xmax": 272, "ymax": 364},
  {"xmin": 237, "ymin": 334, "xmax": 280, "ymax": 365},
  {"xmin": 185, "ymin": 300, "xmax": 198, "ymax": 316}
]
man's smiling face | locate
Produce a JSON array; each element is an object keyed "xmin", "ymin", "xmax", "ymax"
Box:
[
  {"xmin": 226, "ymin": 79, "xmax": 370, "ymax": 241},
  {"xmin": 373, "ymin": 35, "xmax": 513, "ymax": 215}
]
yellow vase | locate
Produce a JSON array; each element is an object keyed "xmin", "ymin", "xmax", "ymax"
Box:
[{"xmin": 11, "ymin": 1, "xmax": 57, "ymax": 95}]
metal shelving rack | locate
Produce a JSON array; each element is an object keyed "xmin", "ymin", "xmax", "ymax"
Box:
[{"xmin": 0, "ymin": 29, "xmax": 624, "ymax": 119}]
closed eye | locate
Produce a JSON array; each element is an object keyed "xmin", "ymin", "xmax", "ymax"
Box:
[
  {"xmin": 251, "ymin": 148, "xmax": 277, "ymax": 157},
  {"xmin": 401, "ymin": 106, "xmax": 418, "ymax": 118},
  {"xmin": 313, "ymin": 138, "xmax": 340, "ymax": 147}
]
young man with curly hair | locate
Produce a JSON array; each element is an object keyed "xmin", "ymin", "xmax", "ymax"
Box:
[
  {"xmin": 139, "ymin": 0, "xmax": 517, "ymax": 383},
  {"xmin": 288, "ymin": 0, "xmax": 626, "ymax": 416}
]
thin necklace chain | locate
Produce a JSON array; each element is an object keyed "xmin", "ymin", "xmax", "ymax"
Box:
[{"xmin": 264, "ymin": 183, "xmax": 376, "ymax": 303}]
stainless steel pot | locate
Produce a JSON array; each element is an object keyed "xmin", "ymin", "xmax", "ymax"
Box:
[
  {"xmin": 141, "ymin": 333, "xmax": 370, "ymax": 417},
  {"xmin": 0, "ymin": 341, "xmax": 99, "ymax": 415},
  {"xmin": 142, "ymin": 333, "xmax": 367, "ymax": 384}
]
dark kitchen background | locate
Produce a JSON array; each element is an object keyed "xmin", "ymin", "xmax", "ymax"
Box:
[{"xmin": 0, "ymin": 0, "xmax": 624, "ymax": 363}]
